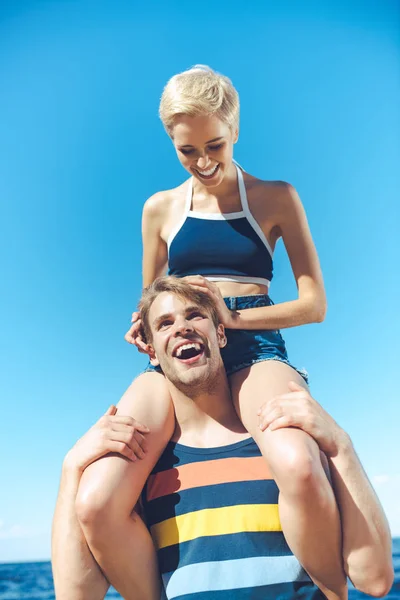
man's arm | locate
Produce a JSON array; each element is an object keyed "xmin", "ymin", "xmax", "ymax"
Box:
[
  {"xmin": 51, "ymin": 405, "xmax": 149, "ymax": 599},
  {"xmin": 258, "ymin": 381, "xmax": 394, "ymax": 598},
  {"xmin": 52, "ymin": 459, "xmax": 109, "ymax": 600},
  {"xmin": 328, "ymin": 431, "xmax": 393, "ymax": 597}
]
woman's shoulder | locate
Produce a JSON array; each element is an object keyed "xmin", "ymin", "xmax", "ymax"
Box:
[
  {"xmin": 143, "ymin": 179, "xmax": 190, "ymax": 218},
  {"xmin": 244, "ymin": 171, "xmax": 295, "ymax": 193},
  {"xmin": 144, "ymin": 179, "xmax": 189, "ymax": 212},
  {"xmin": 244, "ymin": 172, "xmax": 300, "ymax": 213}
]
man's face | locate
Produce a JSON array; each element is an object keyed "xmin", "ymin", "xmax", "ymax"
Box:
[{"xmin": 147, "ymin": 292, "xmax": 226, "ymax": 393}]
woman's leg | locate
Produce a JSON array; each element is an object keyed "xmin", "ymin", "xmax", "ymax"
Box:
[
  {"xmin": 229, "ymin": 360, "xmax": 347, "ymax": 600},
  {"xmin": 76, "ymin": 371, "xmax": 175, "ymax": 600}
]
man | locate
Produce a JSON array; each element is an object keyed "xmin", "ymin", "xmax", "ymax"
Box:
[{"xmin": 52, "ymin": 277, "xmax": 393, "ymax": 599}]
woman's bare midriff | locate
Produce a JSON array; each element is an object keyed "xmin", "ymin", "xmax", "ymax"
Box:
[{"xmin": 213, "ymin": 280, "xmax": 269, "ymax": 298}]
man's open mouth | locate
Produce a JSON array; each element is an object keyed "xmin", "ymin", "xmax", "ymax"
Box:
[{"xmin": 172, "ymin": 342, "xmax": 204, "ymax": 363}]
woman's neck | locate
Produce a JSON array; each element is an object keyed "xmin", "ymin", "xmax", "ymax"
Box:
[{"xmin": 192, "ymin": 161, "xmax": 239, "ymax": 202}]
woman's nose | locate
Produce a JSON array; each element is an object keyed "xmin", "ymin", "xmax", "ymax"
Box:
[{"xmin": 196, "ymin": 154, "xmax": 210, "ymax": 170}]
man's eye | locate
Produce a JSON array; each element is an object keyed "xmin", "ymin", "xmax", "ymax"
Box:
[
  {"xmin": 188, "ymin": 312, "xmax": 204, "ymax": 320},
  {"xmin": 159, "ymin": 321, "xmax": 173, "ymax": 329}
]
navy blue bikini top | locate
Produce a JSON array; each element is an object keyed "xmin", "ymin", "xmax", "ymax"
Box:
[{"xmin": 168, "ymin": 164, "xmax": 273, "ymax": 288}]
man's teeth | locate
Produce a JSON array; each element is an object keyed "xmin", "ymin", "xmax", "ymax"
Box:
[
  {"xmin": 176, "ymin": 343, "xmax": 201, "ymax": 357},
  {"xmin": 197, "ymin": 164, "xmax": 219, "ymax": 177}
]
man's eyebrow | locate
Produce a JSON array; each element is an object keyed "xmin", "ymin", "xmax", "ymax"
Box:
[
  {"xmin": 153, "ymin": 306, "xmax": 205, "ymax": 327},
  {"xmin": 184, "ymin": 305, "xmax": 209, "ymax": 317},
  {"xmin": 153, "ymin": 313, "xmax": 172, "ymax": 328},
  {"xmin": 179, "ymin": 137, "xmax": 224, "ymax": 149}
]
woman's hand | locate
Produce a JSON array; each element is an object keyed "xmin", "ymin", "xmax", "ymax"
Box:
[
  {"xmin": 257, "ymin": 381, "xmax": 346, "ymax": 457},
  {"xmin": 63, "ymin": 406, "xmax": 150, "ymax": 473},
  {"xmin": 124, "ymin": 312, "xmax": 150, "ymax": 353},
  {"xmin": 182, "ymin": 276, "xmax": 238, "ymax": 328}
]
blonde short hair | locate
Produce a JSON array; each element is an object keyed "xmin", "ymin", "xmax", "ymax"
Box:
[{"xmin": 159, "ymin": 65, "xmax": 240, "ymax": 136}]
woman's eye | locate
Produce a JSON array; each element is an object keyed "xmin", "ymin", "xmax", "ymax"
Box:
[
  {"xmin": 180, "ymin": 143, "xmax": 223, "ymax": 155},
  {"xmin": 179, "ymin": 148, "xmax": 194, "ymax": 155},
  {"xmin": 208, "ymin": 143, "xmax": 223, "ymax": 152}
]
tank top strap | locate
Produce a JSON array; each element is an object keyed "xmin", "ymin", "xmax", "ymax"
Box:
[
  {"xmin": 236, "ymin": 165, "xmax": 274, "ymax": 258},
  {"xmin": 167, "ymin": 178, "xmax": 192, "ymax": 251},
  {"xmin": 236, "ymin": 164, "xmax": 247, "ymax": 211},
  {"xmin": 185, "ymin": 177, "xmax": 193, "ymax": 212},
  {"xmin": 233, "ymin": 158, "xmax": 244, "ymax": 171}
]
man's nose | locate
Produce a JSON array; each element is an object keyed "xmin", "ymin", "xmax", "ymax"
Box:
[{"xmin": 173, "ymin": 318, "xmax": 194, "ymax": 335}]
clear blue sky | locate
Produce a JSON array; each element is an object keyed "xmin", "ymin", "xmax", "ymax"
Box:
[{"xmin": 0, "ymin": 0, "xmax": 399, "ymax": 562}]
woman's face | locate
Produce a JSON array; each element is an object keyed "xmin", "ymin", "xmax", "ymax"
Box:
[{"xmin": 171, "ymin": 114, "xmax": 238, "ymax": 187}]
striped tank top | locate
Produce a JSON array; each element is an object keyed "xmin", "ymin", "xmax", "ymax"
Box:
[{"xmin": 142, "ymin": 437, "xmax": 325, "ymax": 599}]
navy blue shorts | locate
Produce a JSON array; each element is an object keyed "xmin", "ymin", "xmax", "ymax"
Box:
[{"xmin": 144, "ymin": 294, "xmax": 308, "ymax": 383}]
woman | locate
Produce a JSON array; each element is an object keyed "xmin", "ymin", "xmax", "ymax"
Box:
[{"xmin": 77, "ymin": 66, "xmax": 346, "ymax": 600}]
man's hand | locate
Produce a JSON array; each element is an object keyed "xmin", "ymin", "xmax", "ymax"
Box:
[
  {"xmin": 257, "ymin": 381, "xmax": 348, "ymax": 457},
  {"xmin": 63, "ymin": 406, "xmax": 150, "ymax": 473}
]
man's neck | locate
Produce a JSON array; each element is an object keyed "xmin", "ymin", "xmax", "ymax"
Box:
[{"xmin": 167, "ymin": 368, "xmax": 248, "ymax": 448}]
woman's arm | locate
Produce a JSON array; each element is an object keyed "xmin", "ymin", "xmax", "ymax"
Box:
[
  {"xmin": 184, "ymin": 183, "xmax": 326, "ymax": 331},
  {"xmin": 142, "ymin": 192, "xmax": 169, "ymax": 288},
  {"xmin": 124, "ymin": 193, "xmax": 169, "ymax": 349},
  {"xmin": 232, "ymin": 182, "xmax": 326, "ymax": 329}
]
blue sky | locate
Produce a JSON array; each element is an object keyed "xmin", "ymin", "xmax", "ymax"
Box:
[{"xmin": 0, "ymin": 0, "xmax": 399, "ymax": 562}]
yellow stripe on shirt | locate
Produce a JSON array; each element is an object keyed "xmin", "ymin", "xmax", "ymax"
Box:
[{"xmin": 151, "ymin": 503, "xmax": 281, "ymax": 550}]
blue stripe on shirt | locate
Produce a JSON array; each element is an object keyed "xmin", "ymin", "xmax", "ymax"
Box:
[
  {"xmin": 162, "ymin": 555, "xmax": 311, "ymax": 599},
  {"xmin": 145, "ymin": 479, "xmax": 279, "ymax": 526},
  {"xmin": 157, "ymin": 531, "xmax": 295, "ymax": 574}
]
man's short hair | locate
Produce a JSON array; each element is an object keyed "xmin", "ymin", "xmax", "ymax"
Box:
[{"xmin": 139, "ymin": 276, "xmax": 220, "ymax": 343}]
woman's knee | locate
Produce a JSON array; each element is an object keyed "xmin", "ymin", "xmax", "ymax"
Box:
[
  {"xmin": 76, "ymin": 485, "xmax": 143, "ymax": 552},
  {"xmin": 75, "ymin": 373, "xmax": 175, "ymax": 535},
  {"xmin": 75, "ymin": 476, "xmax": 118, "ymax": 532},
  {"xmin": 262, "ymin": 429, "xmax": 324, "ymax": 494},
  {"xmin": 75, "ymin": 454, "xmax": 146, "ymax": 533}
]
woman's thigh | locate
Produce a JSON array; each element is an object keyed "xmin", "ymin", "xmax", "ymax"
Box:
[
  {"xmin": 78, "ymin": 371, "xmax": 174, "ymax": 515},
  {"xmin": 228, "ymin": 360, "xmax": 317, "ymax": 467},
  {"xmin": 229, "ymin": 360, "xmax": 307, "ymax": 422}
]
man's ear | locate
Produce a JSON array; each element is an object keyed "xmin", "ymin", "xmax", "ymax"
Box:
[
  {"xmin": 217, "ymin": 324, "xmax": 227, "ymax": 348},
  {"xmin": 148, "ymin": 345, "xmax": 160, "ymax": 366},
  {"xmin": 233, "ymin": 127, "xmax": 239, "ymax": 144}
]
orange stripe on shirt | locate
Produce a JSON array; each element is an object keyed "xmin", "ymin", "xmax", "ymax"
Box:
[{"xmin": 147, "ymin": 456, "xmax": 273, "ymax": 501}]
